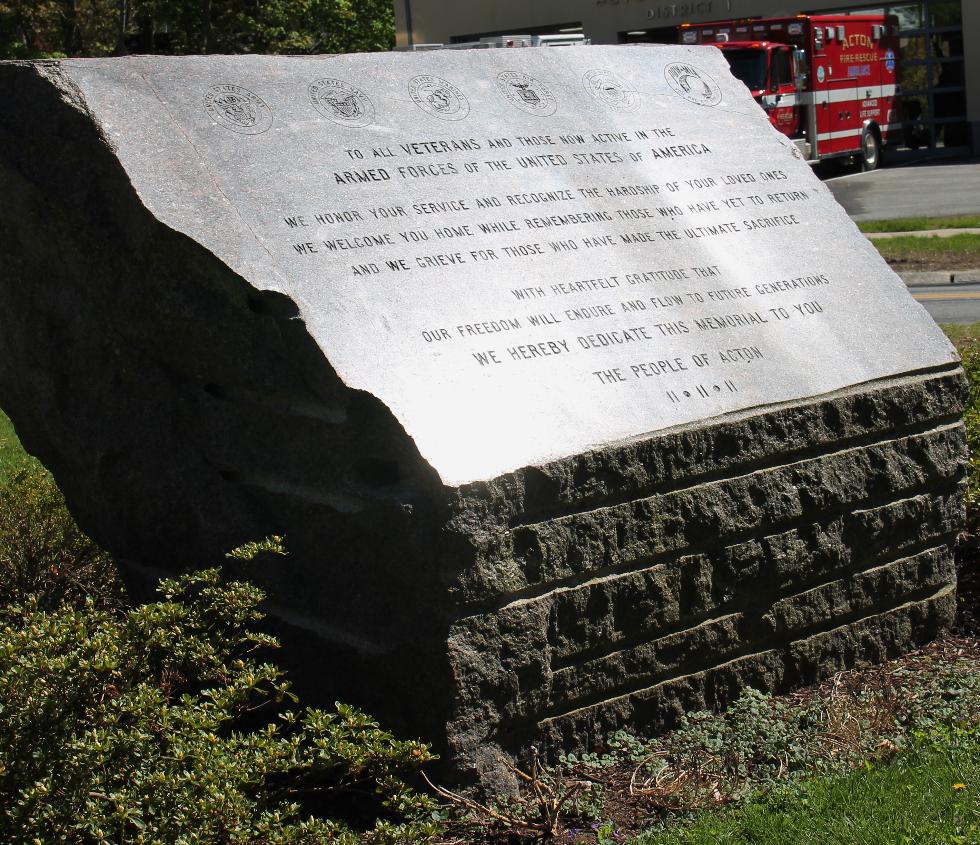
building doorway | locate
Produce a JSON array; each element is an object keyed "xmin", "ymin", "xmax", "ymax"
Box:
[
  {"xmin": 833, "ymin": 2, "xmax": 967, "ymax": 149},
  {"xmin": 618, "ymin": 26, "xmax": 678, "ymax": 44}
]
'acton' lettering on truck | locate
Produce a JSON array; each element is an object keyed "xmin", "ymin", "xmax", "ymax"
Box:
[{"xmin": 680, "ymin": 12, "xmax": 900, "ymax": 169}]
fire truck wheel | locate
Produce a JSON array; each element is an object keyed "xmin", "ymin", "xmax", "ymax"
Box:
[{"xmin": 860, "ymin": 129, "xmax": 881, "ymax": 172}]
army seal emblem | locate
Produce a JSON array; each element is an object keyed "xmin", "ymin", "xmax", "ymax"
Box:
[
  {"xmin": 408, "ymin": 75, "xmax": 470, "ymax": 121},
  {"xmin": 495, "ymin": 71, "xmax": 557, "ymax": 116},
  {"xmin": 203, "ymin": 84, "xmax": 273, "ymax": 134},
  {"xmin": 309, "ymin": 78, "xmax": 375, "ymax": 127},
  {"xmin": 664, "ymin": 62, "xmax": 722, "ymax": 107},
  {"xmin": 582, "ymin": 69, "xmax": 639, "ymax": 112}
]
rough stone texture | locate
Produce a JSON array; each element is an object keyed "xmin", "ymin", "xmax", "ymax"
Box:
[
  {"xmin": 441, "ymin": 370, "xmax": 966, "ymax": 777},
  {"xmin": 0, "ymin": 52, "xmax": 967, "ymax": 788}
]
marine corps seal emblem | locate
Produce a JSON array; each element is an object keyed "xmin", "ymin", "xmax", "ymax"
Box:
[
  {"xmin": 203, "ymin": 84, "xmax": 273, "ymax": 134},
  {"xmin": 309, "ymin": 78, "xmax": 375, "ymax": 127}
]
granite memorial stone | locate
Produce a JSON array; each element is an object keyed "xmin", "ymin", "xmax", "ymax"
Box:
[{"xmin": 0, "ymin": 46, "xmax": 966, "ymax": 786}]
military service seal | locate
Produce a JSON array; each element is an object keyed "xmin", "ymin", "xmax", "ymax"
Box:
[
  {"xmin": 309, "ymin": 78, "xmax": 375, "ymax": 127},
  {"xmin": 582, "ymin": 69, "xmax": 639, "ymax": 112},
  {"xmin": 495, "ymin": 71, "xmax": 557, "ymax": 116},
  {"xmin": 408, "ymin": 75, "xmax": 470, "ymax": 121},
  {"xmin": 203, "ymin": 84, "xmax": 273, "ymax": 134}
]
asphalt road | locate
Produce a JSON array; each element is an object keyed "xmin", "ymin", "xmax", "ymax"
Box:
[
  {"xmin": 825, "ymin": 156, "xmax": 980, "ymax": 222},
  {"xmin": 819, "ymin": 154, "xmax": 980, "ymax": 323},
  {"xmin": 910, "ymin": 281, "xmax": 980, "ymax": 324}
]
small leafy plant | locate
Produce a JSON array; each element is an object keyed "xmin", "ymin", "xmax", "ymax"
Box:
[{"xmin": 961, "ymin": 343, "xmax": 980, "ymax": 527}]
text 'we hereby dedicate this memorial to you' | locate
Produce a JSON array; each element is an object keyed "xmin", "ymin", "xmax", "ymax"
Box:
[{"xmin": 0, "ymin": 45, "xmax": 967, "ymax": 786}]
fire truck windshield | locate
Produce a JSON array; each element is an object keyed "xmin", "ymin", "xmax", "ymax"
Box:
[{"xmin": 720, "ymin": 49, "xmax": 768, "ymax": 93}]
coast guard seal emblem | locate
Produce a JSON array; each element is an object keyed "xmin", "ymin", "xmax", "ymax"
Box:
[
  {"xmin": 309, "ymin": 78, "xmax": 375, "ymax": 127},
  {"xmin": 583, "ymin": 69, "xmax": 639, "ymax": 112},
  {"xmin": 203, "ymin": 84, "xmax": 273, "ymax": 134},
  {"xmin": 496, "ymin": 71, "xmax": 557, "ymax": 116},
  {"xmin": 408, "ymin": 75, "xmax": 470, "ymax": 121},
  {"xmin": 664, "ymin": 62, "xmax": 722, "ymax": 107}
]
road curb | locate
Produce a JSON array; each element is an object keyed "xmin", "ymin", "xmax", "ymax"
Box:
[
  {"xmin": 899, "ymin": 268, "xmax": 980, "ymax": 287},
  {"xmin": 866, "ymin": 228, "xmax": 980, "ymax": 239}
]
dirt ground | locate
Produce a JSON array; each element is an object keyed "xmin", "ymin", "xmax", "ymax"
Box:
[
  {"xmin": 885, "ymin": 253, "xmax": 980, "ymax": 272},
  {"xmin": 876, "ymin": 235, "xmax": 980, "ymax": 272},
  {"xmin": 956, "ymin": 533, "xmax": 980, "ymax": 637}
]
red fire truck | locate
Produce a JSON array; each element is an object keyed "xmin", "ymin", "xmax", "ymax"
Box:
[{"xmin": 678, "ymin": 14, "xmax": 900, "ymax": 170}]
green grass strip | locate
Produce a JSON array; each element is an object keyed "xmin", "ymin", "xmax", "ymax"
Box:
[
  {"xmin": 631, "ymin": 731, "xmax": 980, "ymax": 845},
  {"xmin": 869, "ymin": 233, "xmax": 980, "ymax": 252},
  {"xmin": 858, "ymin": 215, "xmax": 980, "ymax": 233},
  {"xmin": 0, "ymin": 409, "xmax": 36, "ymax": 483}
]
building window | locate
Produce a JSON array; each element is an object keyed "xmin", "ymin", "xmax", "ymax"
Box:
[
  {"xmin": 832, "ymin": 1, "xmax": 966, "ymax": 148},
  {"xmin": 450, "ymin": 22, "xmax": 583, "ymax": 44},
  {"xmin": 618, "ymin": 26, "xmax": 680, "ymax": 44}
]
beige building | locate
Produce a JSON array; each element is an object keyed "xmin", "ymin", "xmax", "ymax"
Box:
[{"xmin": 394, "ymin": 0, "xmax": 979, "ymax": 152}]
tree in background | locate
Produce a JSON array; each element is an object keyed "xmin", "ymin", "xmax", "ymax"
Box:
[
  {"xmin": 0, "ymin": 0, "xmax": 117, "ymax": 57},
  {"xmin": 0, "ymin": 0, "xmax": 394, "ymax": 58}
]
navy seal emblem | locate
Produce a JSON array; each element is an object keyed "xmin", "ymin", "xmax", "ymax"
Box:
[
  {"xmin": 495, "ymin": 71, "xmax": 557, "ymax": 116},
  {"xmin": 309, "ymin": 78, "xmax": 375, "ymax": 127},
  {"xmin": 203, "ymin": 84, "xmax": 273, "ymax": 134},
  {"xmin": 664, "ymin": 62, "xmax": 722, "ymax": 107},
  {"xmin": 583, "ymin": 69, "xmax": 638, "ymax": 112},
  {"xmin": 408, "ymin": 75, "xmax": 470, "ymax": 121}
]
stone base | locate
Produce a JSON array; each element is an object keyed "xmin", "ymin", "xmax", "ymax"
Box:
[{"xmin": 434, "ymin": 367, "xmax": 965, "ymax": 785}]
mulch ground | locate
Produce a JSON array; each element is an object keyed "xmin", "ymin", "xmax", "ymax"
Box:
[
  {"xmin": 876, "ymin": 235, "xmax": 980, "ymax": 272},
  {"xmin": 885, "ymin": 254, "xmax": 980, "ymax": 272},
  {"xmin": 565, "ymin": 640, "xmax": 980, "ymax": 844}
]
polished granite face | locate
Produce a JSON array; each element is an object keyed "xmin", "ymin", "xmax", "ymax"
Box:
[{"xmin": 54, "ymin": 46, "xmax": 956, "ymax": 485}]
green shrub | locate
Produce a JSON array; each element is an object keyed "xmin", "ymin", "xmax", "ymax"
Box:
[
  {"xmin": 0, "ymin": 464, "xmax": 122, "ymax": 610},
  {"xmin": 962, "ymin": 344, "xmax": 980, "ymax": 528},
  {"xmin": 0, "ymin": 409, "xmax": 32, "ymax": 481},
  {"xmin": 0, "ymin": 567, "xmax": 440, "ymax": 844}
]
